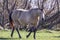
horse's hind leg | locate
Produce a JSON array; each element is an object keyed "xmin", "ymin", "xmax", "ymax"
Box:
[
  {"xmin": 28, "ymin": 27, "xmax": 37, "ymax": 39},
  {"xmin": 11, "ymin": 27, "xmax": 15, "ymax": 37},
  {"xmin": 26, "ymin": 27, "xmax": 36, "ymax": 39},
  {"xmin": 16, "ymin": 27, "xmax": 22, "ymax": 38},
  {"xmin": 26, "ymin": 31, "xmax": 32, "ymax": 38}
]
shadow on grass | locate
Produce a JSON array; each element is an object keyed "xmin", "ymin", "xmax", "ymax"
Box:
[
  {"xmin": 45, "ymin": 30, "xmax": 52, "ymax": 33},
  {"xmin": 0, "ymin": 38, "xmax": 20, "ymax": 40},
  {"xmin": 53, "ymin": 36, "xmax": 60, "ymax": 38}
]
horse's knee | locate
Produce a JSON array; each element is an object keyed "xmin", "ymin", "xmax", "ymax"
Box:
[{"xmin": 31, "ymin": 27, "xmax": 37, "ymax": 32}]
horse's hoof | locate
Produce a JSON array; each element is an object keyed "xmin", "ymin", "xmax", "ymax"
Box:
[
  {"xmin": 19, "ymin": 36, "xmax": 22, "ymax": 38},
  {"xmin": 26, "ymin": 35, "xmax": 28, "ymax": 38},
  {"xmin": 34, "ymin": 39, "xmax": 36, "ymax": 40},
  {"xmin": 11, "ymin": 35, "xmax": 13, "ymax": 38}
]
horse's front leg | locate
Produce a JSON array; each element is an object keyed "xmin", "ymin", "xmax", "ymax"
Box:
[
  {"xmin": 11, "ymin": 27, "xmax": 15, "ymax": 37},
  {"xmin": 33, "ymin": 30, "xmax": 36, "ymax": 40},
  {"xmin": 16, "ymin": 27, "xmax": 22, "ymax": 38}
]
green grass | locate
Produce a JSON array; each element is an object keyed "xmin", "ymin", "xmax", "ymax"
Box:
[{"xmin": 0, "ymin": 29, "xmax": 60, "ymax": 40}]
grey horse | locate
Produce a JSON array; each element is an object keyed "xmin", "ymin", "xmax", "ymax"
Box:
[{"xmin": 9, "ymin": 8, "xmax": 44, "ymax": 39}]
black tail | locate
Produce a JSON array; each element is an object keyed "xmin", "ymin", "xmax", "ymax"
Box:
[
  {"xmin": 8, "ymin": 1, "xmax": 16, "ymax": 28},
  {"xmin": 9, "ymin": 12, "xmax": 14, "ymax": 28},
  {"xmin": 9, "ymin": 12, "xmax": 13, "ymax": 23}
]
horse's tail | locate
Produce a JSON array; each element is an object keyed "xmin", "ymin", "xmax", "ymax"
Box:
[
  {"xmin": 9, "ymin": 13, "xmax": 14, "ymax": 28},
  {"xmin": 8, "ymin": 1, "xmax": 16, "ymax": 28}
]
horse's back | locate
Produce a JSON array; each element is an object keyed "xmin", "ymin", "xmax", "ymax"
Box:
[{"xmin": 18, "ymin": 9, "xmax": 39, "ymax": 26}]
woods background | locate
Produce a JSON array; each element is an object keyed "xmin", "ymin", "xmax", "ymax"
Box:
[{"xmin": 0, "ymin": 0, "xmax": 60, "ymax": 30}]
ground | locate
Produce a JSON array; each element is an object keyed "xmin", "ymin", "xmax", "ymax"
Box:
[{"xmin": 0, "ymin": 29, "xmax": 60, "ymax": 40}]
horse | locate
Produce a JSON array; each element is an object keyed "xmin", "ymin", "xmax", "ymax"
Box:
[{"xmin": 9, "ymin": 8, "xmax": 45, "ymax": 39}]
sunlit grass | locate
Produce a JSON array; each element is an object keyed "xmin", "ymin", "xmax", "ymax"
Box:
[{"xmin": 0, "ymin": 29, "xmax": 60, "ymax": 40}]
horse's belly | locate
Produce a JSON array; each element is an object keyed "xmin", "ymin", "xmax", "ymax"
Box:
[
  {"xmin": 19, "ymin": 15, "xmax": 38, "ymax": 26},
  {"xmin": 18, "ymin": 14, "xmax": 31, "ymax": 24}
]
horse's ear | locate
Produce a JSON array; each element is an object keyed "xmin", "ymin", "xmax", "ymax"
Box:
[
  {"xmin": 38, "ymin": 7, "xmax": 43, "ymax": 11},
  {"xmin": 40, "ymin": 9, "xmax": 43, "ymax": 11}
]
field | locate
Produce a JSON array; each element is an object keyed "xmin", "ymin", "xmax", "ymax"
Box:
[{"xmin": 0, "ymin": 29, "xmax": 60, "ymax": 40}]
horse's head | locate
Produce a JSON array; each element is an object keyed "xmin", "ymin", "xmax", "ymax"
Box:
[
  {"xmin": 36, "ymin": 8, "xmax": 45, "ymax": 21},
  {"xmin": 37, "ymin": 8, "xmax": 45, "ymax": 21},
  {"xmin": 31, "ymin": 8, "xmax": 45, "ymax": 28},
  {"xmin": 30, "ymin": 8, "xmax": 45, "ymax": 21}
]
